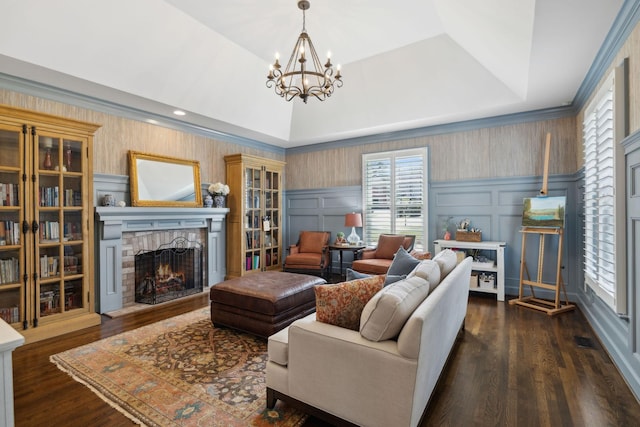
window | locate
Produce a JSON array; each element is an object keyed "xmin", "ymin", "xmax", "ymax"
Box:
[
  {"xmin": 582, "ymin": 66, "xmax": 627, "ymax": 314},
  {"xmin": 362, "ymin": 148, "xmax": 428, "ymax": 250}
]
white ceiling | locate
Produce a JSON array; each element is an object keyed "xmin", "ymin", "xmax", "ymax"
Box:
[{"xmin": 0, "ymin": 0, "xmax": 624, "ymax": 148}]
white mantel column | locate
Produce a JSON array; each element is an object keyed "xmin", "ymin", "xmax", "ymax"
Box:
[{"xmin": 0, "ymin": 319, "xmax": 24, "ymax": 427}]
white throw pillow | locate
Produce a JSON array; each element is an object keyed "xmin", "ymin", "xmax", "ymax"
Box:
[
  {"xmin": 407, "ymin": 259, "xmax": 441, "ymax": 292},
  {"xmin": 360, "ymin": 275, "xmax": 430, "ymax": 342},
  {"xmin": 432, "ymin": 249, "xmax": 458, "ymax": 281}
]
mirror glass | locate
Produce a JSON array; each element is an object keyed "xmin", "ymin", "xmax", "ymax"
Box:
[{"xmin": 128, "ymin": 151, "xmax": 203, "ymax": 207}]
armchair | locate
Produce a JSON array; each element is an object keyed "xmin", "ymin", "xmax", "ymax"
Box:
[
  {"xmin": 351, "ymin": 234, "xmax": 416, "ymax": 275},
  {"xmin": 283, "ymin": 231, "xmax": 331, "ymax": 279}
]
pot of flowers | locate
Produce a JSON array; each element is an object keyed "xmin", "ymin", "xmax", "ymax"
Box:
[{"xmin": 208, "ymin": 182, "xmax": 230, "ymax": 208}]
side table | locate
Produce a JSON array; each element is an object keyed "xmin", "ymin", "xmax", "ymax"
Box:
[{"xmin": 329, "ymin": 244, "xmax": 365, "ymax": 280}]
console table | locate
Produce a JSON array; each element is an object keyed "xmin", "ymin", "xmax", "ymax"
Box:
[{"xmin": 434, "ymin": 239, "xmax": 506, "ymax": 301}]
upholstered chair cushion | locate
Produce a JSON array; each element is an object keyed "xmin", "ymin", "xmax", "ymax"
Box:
[
  {"xmin": 360, "ymin": 275, "xmax": 430, "ymax": 341},
  {"xmin": 298, "ymin": 231, "xmax": 329, "ymax": 254},
  {"xmin": 315, "ymin": 275, "xmax": 385, "ymax": 331},
  {"xmin": 375, "ymin": 234, "xmax": 407, "ymax": 259}
]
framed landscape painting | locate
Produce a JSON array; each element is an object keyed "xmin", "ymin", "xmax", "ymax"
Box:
[{"xmin": 522, "ymin": 196, "xmax": 566, "ymax": 228}]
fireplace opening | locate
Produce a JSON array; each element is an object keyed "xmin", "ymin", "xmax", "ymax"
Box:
[{"xmin": 134, "ymin": 237, "xmax": 203, "ymax": 305}]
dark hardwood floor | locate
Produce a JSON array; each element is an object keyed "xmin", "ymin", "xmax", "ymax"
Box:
[{"xmin": 11, "ymin": 292, "xmax": 640, "ymax": 426}]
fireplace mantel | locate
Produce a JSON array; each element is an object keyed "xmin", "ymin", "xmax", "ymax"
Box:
[{"xmin": 95, "ymin": 207, "xmax": 229, "ymax": 313}]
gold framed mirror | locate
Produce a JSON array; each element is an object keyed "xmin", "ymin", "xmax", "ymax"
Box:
[{"xmin": 128, "ymin": 151, "xmax": 203, "ymax": 207}]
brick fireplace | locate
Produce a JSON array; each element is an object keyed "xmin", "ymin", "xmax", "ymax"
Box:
[{"xmin": 95, "ymin": 207, "xmax": 228, "ymax": 313}]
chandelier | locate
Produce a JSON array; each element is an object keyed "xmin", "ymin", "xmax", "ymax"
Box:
[{"xmin": 266, "ymin": 0, "xmax": 342, "ymax": 103}]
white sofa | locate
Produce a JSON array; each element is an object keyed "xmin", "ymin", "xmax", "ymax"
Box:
[{"xmin": 266, "ymin": 255, "xmax": 473, "ymax": 427}]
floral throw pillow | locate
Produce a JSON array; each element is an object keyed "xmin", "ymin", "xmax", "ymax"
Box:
[{"xmin": 314, "ymin": 275, "xmax": 385, "ymax": 331}]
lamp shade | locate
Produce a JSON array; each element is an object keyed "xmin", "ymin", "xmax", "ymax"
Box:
[{"xmin": 345, "ymin": 213, "xmax": 362, "ymax": 227}]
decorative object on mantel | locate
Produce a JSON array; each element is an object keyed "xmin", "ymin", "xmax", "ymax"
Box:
[
  {"xmin": 208, "ymin": 182, "xmax": 229, "ymax": 208},
  {"xmin": 345, "ymin": 212, "xmax": 363, "ymax": 245},
  {"xmin": 203, "ymin": 194, "xmax": 213, "ymax": 207},
  {"xmin": 266, "ymin": 0, "xmax": 343, "ymax": 103},
  {"xmin": 117, "ymin": 200, "xmax": 126, "ymax": 207},
  {"xmin": 101, "ymin": 194, "xmax": 115, "ymax": 207}
]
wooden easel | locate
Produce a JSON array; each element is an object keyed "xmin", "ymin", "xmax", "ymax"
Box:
[
  {"xmin": 510, "ymin": 226, "xmax": 575, "ymax": 315},
  {"xmin": 509, "ymin": 133, "xmax": 575, "ymax": 315}
]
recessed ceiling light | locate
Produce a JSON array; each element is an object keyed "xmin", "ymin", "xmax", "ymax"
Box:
[
  {"xmin": 173, "ymin": 110, "xmax": 186, "ymax": 116},
  {"xmin": 146, "ymin": 119, "xmax": 158, "ymax": 124}
]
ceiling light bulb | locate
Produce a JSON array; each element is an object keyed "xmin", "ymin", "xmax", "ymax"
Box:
[{"xmin": 275, "ymin": 52, "xmax": 280, "ymax": 60}]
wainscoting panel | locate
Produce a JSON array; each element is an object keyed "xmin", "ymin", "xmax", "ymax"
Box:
[
  {"xmin": 431, "ymin": 175, "xmax": 578, "ymax": 300},
  {"xmin": 436, "ymin": 191, "xmax": 493, "ymax": 207},
  {"xmin": 285, "ymin": 187, "xmax": 362, "ymax": 271},
  {"xmin": 285, "ymin": 177, "xmax": 579, "ymax": 294}
]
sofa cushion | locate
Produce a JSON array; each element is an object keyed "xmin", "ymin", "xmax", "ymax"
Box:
[
  {"xmin": 346, "ymin": 268, "xmax": 371, "ymax": 281},
  {"xmin": 407, "ymin": 259, "xmax": 441, "ymax": 292},
  {"xmin": 387, "ymin": 247, "xmax": 421, "ymax": 277},
  {"xmin": 298, "ymin": 231, "xmax": 328, "ymax": 254},
  {"xmin": 433, "ymin": 249, "xmax": 458, "ymax": 280},
  {"xmin": 375, "ymin": 234, "xmax": 407, "ymax": 259},
  {"xmin": 315, "ymin": 275, "xmax": 385, "ymax": 331},
  {"xmin": 359, "ymin": 275, "xmax": 430, "ymax": 341}
]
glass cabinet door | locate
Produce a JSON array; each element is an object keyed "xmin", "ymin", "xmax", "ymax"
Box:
[
  {"xmin": 35, "ymin": 134, "xmax": 88, "ymax": 321},
  {"xmin": 263, "ymin": 169, "xmax": 280, "ymax": 269},
  {"xmin": 244, "ymin": 166, "xmax": 262, "ymax": 272},
  {"xmin": 0, "ymin": 126, "xmax": 24, "ymax": 326}
]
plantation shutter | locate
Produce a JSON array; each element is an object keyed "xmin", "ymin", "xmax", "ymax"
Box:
[
  {"xmin": 582, "ymin": 67, "xmax": 626, "ymax": 314},
  {"xmin": 362, "ymin": 148, "xmax": 428, "ymax": 250}
]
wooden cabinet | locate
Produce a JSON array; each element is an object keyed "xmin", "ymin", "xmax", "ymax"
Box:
[
  {"xmin": 225, "ymin": 154, "xmax": 285, "ymax": 278},
  {"xmin": 0, "ymin": 105, "xmax": 101, "ymax": 343}
]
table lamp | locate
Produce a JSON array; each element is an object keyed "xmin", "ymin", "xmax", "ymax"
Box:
[{"xmin": 344, "ymin": 212, "xmax": 362, "ymax": 245}]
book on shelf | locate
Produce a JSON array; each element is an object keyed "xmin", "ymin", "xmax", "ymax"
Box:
[
  {"xmin": 0, "ymin": 257, "xmax": 19, "ymax": 284},
  {"xmin": 0, "ymin": 221, "xmax": 20, "ymax": 245},
  {"xmin": 0, "ymin": 182, "xmax": 19, "ymax": 206},
  {"xmin": 0, "ymin": 306, "xmax": 19, "ymax": 324}
]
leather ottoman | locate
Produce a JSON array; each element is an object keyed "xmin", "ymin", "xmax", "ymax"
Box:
[{"xmin": 210, "ymin": 271, "xmax": 326, "ymax": 338}]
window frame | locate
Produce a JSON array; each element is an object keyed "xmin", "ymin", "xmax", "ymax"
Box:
[
  {"xmin": 582, "ymin": 65, "xmax": 627, "ymax": 315},
  {"xmin": 361, "ymin": 147, "xmax": 429, "ymax": 251}
]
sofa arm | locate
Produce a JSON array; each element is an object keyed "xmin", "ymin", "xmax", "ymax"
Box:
[{"xmin": 286, "ymin": 317, "xmax": 417, "ymax": 427}]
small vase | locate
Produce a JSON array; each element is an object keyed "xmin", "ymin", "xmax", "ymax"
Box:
[
  {"xmin": 444, "ymin": 231, "xmax": 451, "ymax": 240},
  {"xmin": 213, "ymin": 194, "xmax": 226, "ymax": 208},
  {"xmin": 204, "ymin": 194, "xmax": 213, "ymax": 208},
  {"xmin": 102, "ymin": 194, "xmax": 116, "ymax": 207}
]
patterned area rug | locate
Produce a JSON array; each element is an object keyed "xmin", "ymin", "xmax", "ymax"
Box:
[{"xmin": 51, "ymin": 308, "xmax": 306, "ymax": 427}]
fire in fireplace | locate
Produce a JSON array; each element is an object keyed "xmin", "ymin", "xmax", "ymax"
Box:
[{"xmin": 134, "ymin": 238, "xmax": 203, "ymax": 304}]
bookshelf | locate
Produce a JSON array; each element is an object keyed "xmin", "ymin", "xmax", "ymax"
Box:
[
  {"xmin": 0, "ymin": 104, "xmax": 101, "ymax": 343},
  {"xmin": 225, "ymin": 154, "xmax": 285, "ymax": 278}
]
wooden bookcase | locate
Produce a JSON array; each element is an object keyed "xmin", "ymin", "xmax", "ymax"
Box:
[
  {"xmin": 224, "ymin": 154, "xmax": 285, "ymax": 279},
  {"xmin": 0, "ymin": 105, "xmax": 101, "ymax": 343}
]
